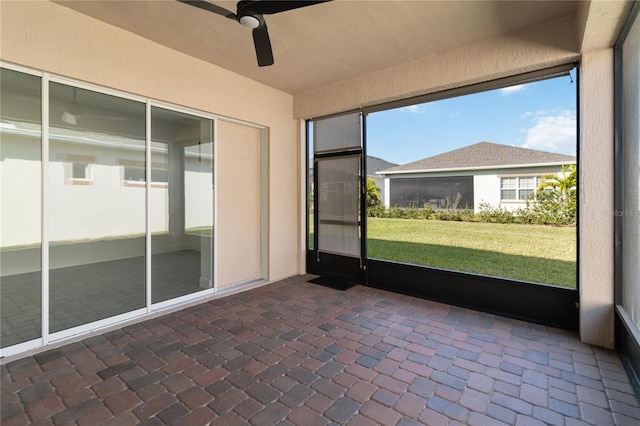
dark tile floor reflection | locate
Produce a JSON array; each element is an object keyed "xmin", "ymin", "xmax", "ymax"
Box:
[
  {"xmin": 2, "ymin": 274, "xmax": 639, "ymax": 425},
  {"xmin": 1, "ymin": 250, "xmax": 202, "ymax": 347}
]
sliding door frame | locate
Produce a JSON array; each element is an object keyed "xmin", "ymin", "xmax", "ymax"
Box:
[{"xmin": 0, "ymin": 61, "xmax": 268, "ymax": 359}]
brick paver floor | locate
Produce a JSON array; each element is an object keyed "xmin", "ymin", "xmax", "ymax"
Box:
[{"xmin": 2, "ymin": 274, "xmax": 639, "ymax": 425}]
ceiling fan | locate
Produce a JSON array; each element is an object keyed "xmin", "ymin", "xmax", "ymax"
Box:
[{"xmin": 179, "ymin": 0, "xmax": 330, "ymax": 67}]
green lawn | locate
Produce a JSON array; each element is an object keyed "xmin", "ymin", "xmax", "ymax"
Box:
[
  {"xmin": 367, "ymin": 218, "xmax": 576, "ymax": 288},
  {"xmin": 310, "ymin": 214, "xmax": 577, "ymax": 287}
]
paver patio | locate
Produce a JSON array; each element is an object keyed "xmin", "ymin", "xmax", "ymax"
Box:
[{"xmin": 2, "ymin": 274, "xmax": 639, "ymax": 425}]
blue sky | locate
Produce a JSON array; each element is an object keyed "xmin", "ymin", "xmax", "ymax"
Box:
[{"xmin": 367, "ymin": 70, "xmax": 577, "ymax": 165}]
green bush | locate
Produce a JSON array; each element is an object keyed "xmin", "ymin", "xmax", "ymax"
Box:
[
  {"xmin": 387, "ymin": 205, "xmax": 405, "ymax": 218},
  {"xmin": 518, "ymin": 190, "xmax": 576, "ymax": 226},
  {"xmin": 476, "ymin": 203, "xmax": 515, "ymax": 223},
  {"xmin": 365, "ymin": 197, "xmax": 575, "ymax": 227},
  {"xmin": 367, "ymin": 204, "xmax": 385, "ymax": 218},
  {"xmin": 405, "ymin": 204, "xmax": 422, "ymax": 219},
  {"xmin": 421, "ymin": 203, "xmax": 434, "ymax": 218}
]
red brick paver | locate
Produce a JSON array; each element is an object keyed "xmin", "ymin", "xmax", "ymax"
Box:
[{"xmin": 2, "ymin": 275, "xmax": 639, "ymax": 425}]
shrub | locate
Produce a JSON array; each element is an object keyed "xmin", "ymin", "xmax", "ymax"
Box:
[
  {"xmin": 405, "ymin": 204, "xmax": 422, "ymax": 219},
  {"xmin": 518, "ymin": 190, "xmax": 576, "ymax": 226},
  {"xmin": 386, "ymin": 205, "xmax": 405, "ymax": 218},
  {"xmin": 421, "ymin": 203, "xmax": 434, "ymax": 218},
  {"xmin": 477, "ymin": 203, "xmax": 515, "ymax": 223},
  {"xmin": 367, "ymin": 204, "xmax": 385, "ymax": 218}
]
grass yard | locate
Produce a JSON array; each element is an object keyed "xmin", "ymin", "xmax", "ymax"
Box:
[{"xmin": 367, "ymin": 218, "xmax": 576, "ymax": 288}]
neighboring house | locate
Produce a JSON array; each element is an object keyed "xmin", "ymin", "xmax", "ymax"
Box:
[{"xmin": 377, "ymin": 142, "xmax": 576, "ymax": 212}]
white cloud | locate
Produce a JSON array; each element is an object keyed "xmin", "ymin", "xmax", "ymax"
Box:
[
  {"xmin": 401, "ymin": 104, "xmax": 426, "ymax": 114},
  {"xmin": 500, "ymin": 84, "xmax": 527, "ymax": 95},
  {"xmin": 520, "ymin": 108, "xmax": 560, "ymax": 119},
  {"xmin": 522, "ymin": 110, "xmax": 576, "ymax": 154}
]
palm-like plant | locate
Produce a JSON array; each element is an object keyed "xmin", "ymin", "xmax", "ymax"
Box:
[
  {"xmin": 366, "ymin": 178, "xmax": 381, "ymax": 207},
  {"xmin": 536, "ymin": 164, "xmax": 577, "ymax": 196},
  {"xmin": 524, "ymin": 164, "xmax": 577, "ymax": 225}
]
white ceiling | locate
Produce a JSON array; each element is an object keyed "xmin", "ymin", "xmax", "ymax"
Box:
[{"xmin": 56, "ymin": 1, "xmax": 587, "ymax": 95}]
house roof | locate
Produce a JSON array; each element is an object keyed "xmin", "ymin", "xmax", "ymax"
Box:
[
  {"xmin": 367, "ymin": 156, "xmax": 398, "ymax": 177},
  {"xmin": 378, "ymin": 142, "xmax": 576, "ymax": 175}
]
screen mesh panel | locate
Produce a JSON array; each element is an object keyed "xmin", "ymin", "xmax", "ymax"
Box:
[
  {"xmin": 314, "ymin": 113, "xmax": 361, "ymax": 153},
  {"xmin": 317, "ymin": 156, "xmax": 360, "ymax": 256},
  {"xmin": 390, "ymin": 176, "xmax": 474, "ymax": 209}
]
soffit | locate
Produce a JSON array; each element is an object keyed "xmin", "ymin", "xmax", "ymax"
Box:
[
  {"xmin": 577, "ymin": 0, "xmax": 634, "ymax": 52},
  {"xmin": 54, "ymin": 0, "xmax": 586, "ymax": 95}
]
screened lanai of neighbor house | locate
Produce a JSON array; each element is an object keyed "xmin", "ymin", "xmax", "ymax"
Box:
[{"xmin": 1, "ymin": 0, "xmax": 639, "ymax": 415}]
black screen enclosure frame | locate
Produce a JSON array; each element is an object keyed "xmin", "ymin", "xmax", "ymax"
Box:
[{"xmin": 306, "ymin": 64, "xmax": 579, "ymax": 330}]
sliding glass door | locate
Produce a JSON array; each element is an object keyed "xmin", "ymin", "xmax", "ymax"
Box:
[
  {"xmin": 48, "ymin": 83, "xmax": 147, "ymax": 332},
  {"xmin": 0, "ymin": 68, "xmax": 42, "ymax": 347},
  {"xmin": 0, "ymin": 67, "xmax": 218, "ymax": 351},
  {"xmin": 150, "ymin": 107, "xmax": 214, "ymax": 303},
  {"xmin": 1, "ymin": 65, "xmax": 268, "ymax": 356}
]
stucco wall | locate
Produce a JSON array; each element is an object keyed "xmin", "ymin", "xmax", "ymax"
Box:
[
  {"xmin": 216, "ymin": 120, "xmax": 262, "ymax": 288},
  {"xmin": 293, "ymin": 16, "xmax": 580, "ymax": 119},
  {"xmin": 0, "ymin": 1, "xmax": 299, "ymax": 282},
  {"xmin": 579, "ymin": 49, "xmax": 615, "ymax": 348}
]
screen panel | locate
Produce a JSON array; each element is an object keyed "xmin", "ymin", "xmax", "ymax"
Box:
[
  {"xmin": 317, "ymin": 155, "xmax": 361, "ymax": 257},
  {"xmin": 314, "ymin": 112, "xmax": 361, "ymax": 153}
]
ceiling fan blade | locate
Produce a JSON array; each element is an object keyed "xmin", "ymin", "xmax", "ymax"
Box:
[
  {"xmin": 178, "ymin": 0, "xmax": 237, "ymax": 20},
  {"xmin": 252, "ymin": 23, "xmax": 274, "ymax": 67},
  {"xmin": 254, "ymin": 1, "xmax": 330, "ymax": 15}
]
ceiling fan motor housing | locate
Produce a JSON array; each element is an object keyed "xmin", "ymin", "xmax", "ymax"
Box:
[{"xmin": 237, "ymin": 1, "xmax": 263, "ymax": 28}]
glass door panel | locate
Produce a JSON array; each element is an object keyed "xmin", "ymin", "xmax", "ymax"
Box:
[
  {"xmin": 1, "ymin": 69, "xmax": 42, "ymax": 347},
  {"xmin": 48, "ymin": 83, "xmax": 146, "ymax": 333},
  {"xmin": 150, "ymin": 107, "xmax": 214, "ymax": 303}
]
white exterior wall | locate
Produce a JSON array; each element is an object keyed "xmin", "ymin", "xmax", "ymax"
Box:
[
  {"xmin": 0, "ymin": 135, "xmax": 41, "ymax": 247},
  {"xmin": 0, "ymin": 136, "xmax": 216, "ymax": 247},
  {"xmin": 473, "ymin": 174, "xmax": 501, "ymax": 211},
  {"xmin": 184, "ymin": 168, "xmax": 213, "ymax": 230},
  {"xmin": 370, "ymin": 175, "xmax": 386, "ymax": 205}
]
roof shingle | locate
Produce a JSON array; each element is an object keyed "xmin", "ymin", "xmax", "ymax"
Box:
[{"xmin": 379, "ymin": 142, "xmax": 575, "ymax": 174}]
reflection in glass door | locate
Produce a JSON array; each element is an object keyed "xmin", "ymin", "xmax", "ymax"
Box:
[
  {"xmin": 48, "ymin": 83, "xmax": 146, "ymax": 333},
  {"xmin": 0, "ymin": 68, "xmax": 42, "ymax": 348},
  {"xmin": 150, "ymin": 107, "xmax": 214, "ymax": 303}
]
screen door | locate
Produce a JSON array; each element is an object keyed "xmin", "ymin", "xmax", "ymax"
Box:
[{"xmin": 312, "ymin": 112, "xmax": 364, "ymax": 283}]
